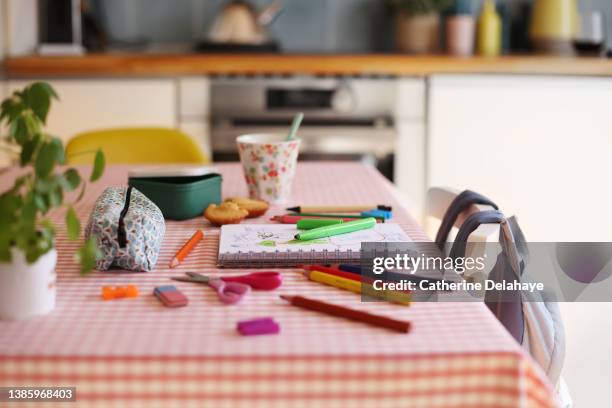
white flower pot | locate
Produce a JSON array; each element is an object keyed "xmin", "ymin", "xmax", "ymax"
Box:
[{"xmin": 0, "ymin": 248, "xmax": 57, "ymax": 320}]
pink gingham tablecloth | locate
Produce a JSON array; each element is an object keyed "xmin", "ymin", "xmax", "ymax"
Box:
[{"xmin": 0, "ymin": 162, "xmax": 557, "ymax": 408}]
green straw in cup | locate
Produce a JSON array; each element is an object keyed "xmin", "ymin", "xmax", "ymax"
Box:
[{"xmin": 287, "ymin": 112, "xmax": 304, "ymax": 141}]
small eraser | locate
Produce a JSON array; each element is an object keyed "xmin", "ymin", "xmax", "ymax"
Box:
[
  {"xmin": 154, "ymin": 285, "xmax": 188, "ymax": 307},
  {"xmin": 125, "ymin": 285, "xmax": 139, "ymax": 298},
  {"xmin": 237, "ymin": 317, "xmax": 280, "ymax": 336},
  {"xmin": 101, "ymin": 286, "xmax": 115, "ymax": 300},
  {"xmin": 154, "ymin": 285, "xmax": 177, "ymax": 296},
  {"xmin": 102, "ymin": 285, "xmax": 139, "ymax": 300},
  {"xmin": 159, "ymin": 291, "xmax": 189, "ymax": 307}
]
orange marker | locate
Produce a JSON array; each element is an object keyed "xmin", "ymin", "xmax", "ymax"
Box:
[{"xmin": 169, "ymin": 230, "xmax": 204, "ymax": 268}]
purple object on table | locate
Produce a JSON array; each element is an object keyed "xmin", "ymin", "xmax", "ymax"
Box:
[{"xmin": 237, "ymin": 317, "xmax": 280, "ymax": 336}]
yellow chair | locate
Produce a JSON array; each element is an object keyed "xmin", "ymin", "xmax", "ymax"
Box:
[{"xmin": 65, "ymin": 127, "xmax": 209, "ymax": 165}]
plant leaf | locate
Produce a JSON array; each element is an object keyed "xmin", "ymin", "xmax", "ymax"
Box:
[
  {"xmin": 66, "ymin": 206, "xmax": 80, "ymax": 240},
  {"xmin": 23, "ymin": 113, "xmax": 41, "ymax": 135},
  {"xmin": 76, "ymin": 237, "xmax": 101, "ymax": 275},
  {"xmin": 90, "ymin": 149, "xmax": 105, "ymax": 182},
  {"xmin": 0, "ymin": 226, "xmax": 11, "ymax": 262},
  {"xmin": 34, "ymin": 176, "xmax": 56, "ymax": 194},
  {"xmin": 48, "ymin": 187, "xmax": 63, "ymax": 208},
  {"xmin": 62, "ymin": 168, "xmax": 81, "ymax": 191},
  {"xmin": 40, "ymin": 218, "xmax": 56, "ymax": 236},
  {"xmin": 50, "ymin": 136, "xmax": 65, "ymax": 164},
  {"xmin": 10, "ymin": 116, "xmax": 29, "ymax": 144},
  {"xmin": 34, "ymin": 82, "xmax": 59, "ymax": 100},
  {"xmin": 20, "ymin": 133, "xmax": 40, "ymax": 166},
  {"xmin": 0, "ymin": 99, "xmax": 24, "ymax": 124},
  {"xmin": 33, "ymin": 194, "xmax": 48, "ymax": 213},
  {"xmin": 20, "ymin": 198, "xmax": 37, "ymax": 231},
  {"xmin": 25, "ymin": 242, "xmax": 45, "ymax": 264},
  {"xmin": 25, "ymin": 82, "xmax": 52, "ymax": 123},
  {"xmin": 35, "ymin": 141, "xmax": 56, "ymax": 178}
]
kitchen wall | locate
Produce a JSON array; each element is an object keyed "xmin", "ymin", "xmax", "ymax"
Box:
[
  {"xmin": 92, "ymin": 0, "xmax": 393, "ymax": 52},
  {"xmin": 92, "ymin": 0, "xmax": 612, "ymax": 53}
]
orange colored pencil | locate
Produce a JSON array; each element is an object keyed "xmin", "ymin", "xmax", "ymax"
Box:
[{"xmin": 169, "ymin": 230, "xmax": 204, "ymax": 268}]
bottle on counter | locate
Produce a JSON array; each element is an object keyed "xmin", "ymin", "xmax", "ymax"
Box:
[
  {"xmin": 477, "ymin": 0, "xmax": 502, "ymax": 57},
  {"xmin": 446, "ymin": 0, "xmax": 475, "ymax": 56}
]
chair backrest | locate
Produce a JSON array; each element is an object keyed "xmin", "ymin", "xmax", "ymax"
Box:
[
  {"xmin": 426, "ymin": 187, "xmax": 500, "ymax": 257},
  {"xmin": 65, "ymin": 127, "xmax": 208, "ymax": 165}
]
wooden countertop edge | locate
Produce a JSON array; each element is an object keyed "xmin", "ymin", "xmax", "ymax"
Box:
[{"xmin": 4, "ymin": 54, "xmax": 612, "ymax": 77}]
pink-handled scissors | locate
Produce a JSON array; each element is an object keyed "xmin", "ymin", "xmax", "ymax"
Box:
[
  {"xmin": 221, "ymin": 272, "xmax": 282, "ymax": 290},
  {"xmin": 172, "ymin": 272, "xmax": 250, "ymax": 304}
]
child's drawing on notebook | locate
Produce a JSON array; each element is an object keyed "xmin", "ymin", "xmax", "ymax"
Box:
[
  {"xmin": 227, "ymin": 226, "xmax": 296, "ymax": 249},
  {"xmin": 224, "ymin": 224, "xmax": 409, "ymax": 251}
]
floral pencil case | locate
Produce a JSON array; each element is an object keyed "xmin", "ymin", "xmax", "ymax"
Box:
[{"xmin": 85, "ymin": 186, "xmax": 165, "ymax": 272}]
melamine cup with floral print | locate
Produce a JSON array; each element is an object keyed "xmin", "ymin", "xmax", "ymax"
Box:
[{"xmin": 236, "ymin": 134, "xmax": 301, "ymax": 204}]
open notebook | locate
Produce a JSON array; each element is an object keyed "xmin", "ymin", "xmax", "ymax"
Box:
[{"xmin": 217, "ymin": 223, "xmax": 411, "ymax": 267}]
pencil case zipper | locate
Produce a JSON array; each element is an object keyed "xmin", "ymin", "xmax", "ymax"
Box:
[{"xmin": 117, "ymin": 186, "xmax": 133, "ymax": 248}]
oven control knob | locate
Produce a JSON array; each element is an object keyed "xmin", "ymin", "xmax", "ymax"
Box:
[{"xmin": 331, "ymin": 86, "xmax": 356, "ymax": 113}]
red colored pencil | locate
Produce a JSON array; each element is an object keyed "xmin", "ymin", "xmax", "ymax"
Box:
[{"xmin": 280, "ymin": 295, "xmax": 411, "ymax": 333}]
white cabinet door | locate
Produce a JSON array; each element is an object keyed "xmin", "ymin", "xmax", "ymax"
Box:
[
  {"xmin": 428, "ymin": 74, "xmax": 612, "ymax": 408},
  {"xmin": 7, "ymin": 79, "xmax": 177, "ymax": 144},
  {"xmin": 428, "ymin": 74, "xmax": 612, "ymax": 241},
  {"xmin": 394, "ymin": 78, "xmax": 427, "ymax": 219},
  {"xmin": 177, "ymin": 77, "xmax": 211, "ymax": 158}
]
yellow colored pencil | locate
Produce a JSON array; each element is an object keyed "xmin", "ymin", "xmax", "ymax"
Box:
[{"xmin": 304, "ymin": 270, "xmax": 410, "ymax": 306}]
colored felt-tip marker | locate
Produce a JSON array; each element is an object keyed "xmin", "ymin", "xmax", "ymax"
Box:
[
  {"xmin": 295, "ymin": 217, "xmax": 376, "ymax": 241},
  {"xmin": 296, "ymin": 218, "xmax": 343, "ymax": 229},
  {"xmin": 286, "ymin": 205, "xmax": 392, "ymax": 213}
]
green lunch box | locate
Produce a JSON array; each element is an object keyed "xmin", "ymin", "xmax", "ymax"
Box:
[{"xmin": 128, "ymin": 167, "xmax": 222, "ymax": 220}]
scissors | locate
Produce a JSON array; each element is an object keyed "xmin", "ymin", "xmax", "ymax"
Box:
[
  {"xmin": 172, "ymin": 272, "xmax": 250, "ymax": 305},
  {"xmin": 220, "ymin": 271, "xmax": 282, "ymax": 290}
]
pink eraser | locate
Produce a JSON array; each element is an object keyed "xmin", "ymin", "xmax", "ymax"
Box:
[
  {"xmin": 159, "ymin": 290, "xmax": 189, "ymax": 308},
  {"xmin": 237, "ymin": 317, "xmax": 280, "ymax": 336}
]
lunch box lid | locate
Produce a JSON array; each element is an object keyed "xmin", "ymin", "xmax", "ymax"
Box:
[{"xmin": 128, "ymin": 166, "xmax": 219, "ymax": 179}]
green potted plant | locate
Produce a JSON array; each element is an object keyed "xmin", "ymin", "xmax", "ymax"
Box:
[
  {"xmin": 0, "ymin": 82, "xmax": 105, "ymax": 320},
  {"xmin": 388, "ymin": 0, "xmax": 453, "ymax": 53}
]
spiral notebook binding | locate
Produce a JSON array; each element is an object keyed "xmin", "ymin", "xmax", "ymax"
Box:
[{"xmin": 218, "ymin": 247, "xmax": 360, "ymax": 267}]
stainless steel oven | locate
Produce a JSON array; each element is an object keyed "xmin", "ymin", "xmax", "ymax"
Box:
[{"xmin": 210, "ymin": 77, "xmax": 398, "ymax": 180}]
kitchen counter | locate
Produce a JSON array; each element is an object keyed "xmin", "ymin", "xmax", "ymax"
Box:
[{"xmin": 4, "ymin": 54, "xmax": 612, "ymax": 77}]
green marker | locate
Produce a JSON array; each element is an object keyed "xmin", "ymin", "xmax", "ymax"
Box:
[
  {"xmin": 297, "ymin": 218, "xmax": 343, "ymax": 230},
  {"xmin": 294, "ymin": 212, "xmax": 384, "ymax": 221},
  {"xmin": 295, "ymin": 217, "xmax": 376, "ymax": 241}
]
